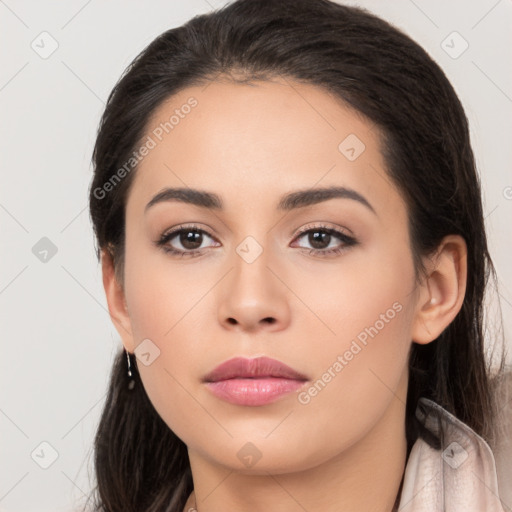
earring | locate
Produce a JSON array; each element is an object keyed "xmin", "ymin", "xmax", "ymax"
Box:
[{"xmin": 126, "ymin": 349, "xmax": 135, "ymax": 390}]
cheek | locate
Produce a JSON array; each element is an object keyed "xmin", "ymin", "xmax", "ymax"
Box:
[
  {"xmin": 291, "ymin": 246, "xmax": 416, "ymax": 436},
  {"xmin": 293, "ymin": 236, "xmax": 415, "ymax": 355},
  {"xmin": 123, "ymin": 233, "xmax": 210, "ymax": 342},
  {"xmin": 122, "ymin": 245, "xmax": 218, "ymax": 442},
  {"xmin": 123, "ymin": 272, "xmax": 208, "ymax": 445}
]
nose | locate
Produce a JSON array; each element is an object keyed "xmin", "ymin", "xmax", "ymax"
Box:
[{"xmin": 217, "ymin": 242, "xmax": 291, "ymax": 334}]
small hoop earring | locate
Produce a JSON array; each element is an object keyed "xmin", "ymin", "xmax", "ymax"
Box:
[{"xmin": 126, "ymin": 349, "xmax": 135, "ymax": 390}]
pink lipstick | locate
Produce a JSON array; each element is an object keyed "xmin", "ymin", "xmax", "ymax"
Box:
[{"xmin": 203, "ymin": 356, "xmax": 308, "ymax": 406}]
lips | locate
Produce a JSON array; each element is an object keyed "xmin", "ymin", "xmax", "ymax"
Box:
[
  {"xmin": 203, "ymin": 356, "xmax": 309, "ymax": 406},
  {"xmin": 203, "ymin": 356, "xmax": 308, "ymax": 382}
]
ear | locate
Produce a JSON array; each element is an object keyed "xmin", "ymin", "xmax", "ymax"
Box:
[
  {"xmin": 101, "ymin": 248, "xmax": 135, "ymax": 352},
  {"xmin": 411, "ymin": 234, "xmax": 467, "ymax": 345}
]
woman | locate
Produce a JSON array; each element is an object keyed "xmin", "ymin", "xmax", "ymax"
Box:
[{"xmin": 87, "ymin": 0, "xmax": 511, "ymax": 510}]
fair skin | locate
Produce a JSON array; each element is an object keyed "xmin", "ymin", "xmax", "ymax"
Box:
[{"xmin": 102, "ymin": 77, "xmax": 467, "ymax": 512}]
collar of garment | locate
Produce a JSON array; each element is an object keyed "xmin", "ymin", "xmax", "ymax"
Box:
[{"xmin": 397, "ymin": 397, "xmax": 506, "ymax": 511}]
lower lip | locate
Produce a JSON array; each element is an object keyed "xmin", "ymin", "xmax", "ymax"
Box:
[{"xmin": 205, "ymin": 377, "xmax": 306, "ymax": 406}]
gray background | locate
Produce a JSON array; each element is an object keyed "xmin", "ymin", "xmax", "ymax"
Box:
[{"xmin": 1, "ymin": 1, "xmax": 511, "ymax": 511}]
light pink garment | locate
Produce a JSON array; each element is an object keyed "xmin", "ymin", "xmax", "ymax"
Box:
[{"xmin": 398, "ymin": 398, "xmax": 510, "ymax": 511}]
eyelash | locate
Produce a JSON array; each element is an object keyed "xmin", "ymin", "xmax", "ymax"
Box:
[{"xmin": 155, "ymin": 223, "xmax": 358, "ymax": 259}]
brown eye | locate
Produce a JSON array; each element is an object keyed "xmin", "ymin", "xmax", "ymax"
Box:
[
  {"xmin": 156, "ymin": 225, "xmax": 220, "ymax": 257},
  {"xmin": 307, "ymin": 230, "xmax": 332, "ymax": 250},
  {"xmin": 292, "ymin": 226, "xmax": 357, "ymax": 257},
  {"xmin": 178, "ymin": 229, "xmax": 203, "ymax": 250}
]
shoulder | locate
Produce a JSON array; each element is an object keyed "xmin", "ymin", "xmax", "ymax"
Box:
[
  {"xmin": 398, "ymin": 394, "xmax": 510, "ymax": 512},
  {"xmin": 490, "ymin": 369, "xmax": 512, "ymax": 511}
]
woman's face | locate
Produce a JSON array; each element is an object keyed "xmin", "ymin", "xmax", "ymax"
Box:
[{"xmin": 118, "ymin": 78, "xmax": 422, "ymax": 473}]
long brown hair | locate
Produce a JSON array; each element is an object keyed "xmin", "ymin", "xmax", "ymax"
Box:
[{"xmin": 86, "ymin": 1, "xmax": 508, "ymax": 510}]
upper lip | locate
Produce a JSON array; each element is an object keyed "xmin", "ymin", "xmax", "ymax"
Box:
[{"xmin": 203, "ymin": 356, "xmax": 308, "ymax": 383}]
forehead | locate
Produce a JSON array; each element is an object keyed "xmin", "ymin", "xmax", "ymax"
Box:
[{"xmin": 126, "ymin": 78, "xmax": 402, "ymax": 218}]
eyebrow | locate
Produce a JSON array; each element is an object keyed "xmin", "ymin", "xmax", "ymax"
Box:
[{"xmin": 145, "ymin": 186, "xmax": 376, "ymax": 215}]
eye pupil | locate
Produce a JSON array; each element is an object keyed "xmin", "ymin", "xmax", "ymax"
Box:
[
  {"xmin": 310, "ymin": 230, "xmax": 330, "ymax": 249},
  {"xmin": 181, "ymin": 230, "xmax": 202, "ymax": 249}
]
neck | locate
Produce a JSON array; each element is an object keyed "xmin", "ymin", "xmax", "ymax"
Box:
[{"xmin": 183, "ymin": 391, "xmax": 408, "ymax": 512}]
